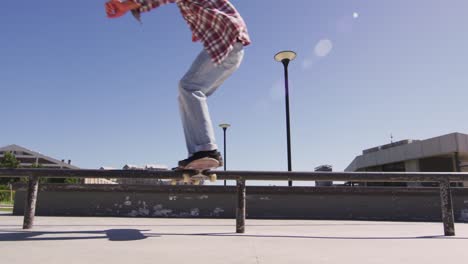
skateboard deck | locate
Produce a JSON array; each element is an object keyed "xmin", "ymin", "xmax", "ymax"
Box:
[{"xmin": 172, "ymin": 158, "xmax": 219, "ymax": 185}]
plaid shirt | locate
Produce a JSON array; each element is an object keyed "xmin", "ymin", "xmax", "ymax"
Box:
[{"xmin": 130, "ymin": 0, "xmax": 251, "ymax": 64}]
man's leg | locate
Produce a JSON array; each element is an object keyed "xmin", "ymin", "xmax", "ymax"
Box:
[{"xmin": 178, "ymin": 43, "xmax": 244, "ymax": 163}]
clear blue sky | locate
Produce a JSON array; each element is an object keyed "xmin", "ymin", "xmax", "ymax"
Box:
[{"xmin": 2, "ymin": 1, "xmax": 468, "ymax": 176}]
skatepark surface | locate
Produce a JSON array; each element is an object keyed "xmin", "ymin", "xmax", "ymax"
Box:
[{"xmin": 1, "ymin": 215, "xmax": 467, "ymax": 264}]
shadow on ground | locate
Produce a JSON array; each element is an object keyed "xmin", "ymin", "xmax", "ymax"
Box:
[
  {"xmin": 143, "ymin": 232, "xmax": 468, "ymax": 240},
  {"xmin": 1, "ymin": 229, "xmax": 467, "ymax": 242},
  {"xmin": 0, "ymin": 229, "xmax": 149, "ymax": 242}
]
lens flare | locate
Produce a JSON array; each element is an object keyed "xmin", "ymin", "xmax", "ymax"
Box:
[{"xmin": 314, "ymin": 39, "xmax": 333, "ymax": 57}]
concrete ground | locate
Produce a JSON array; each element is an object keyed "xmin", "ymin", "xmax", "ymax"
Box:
[{"xmin": 1, "ymin": 215, "xmax": 468, "ymax": 264}]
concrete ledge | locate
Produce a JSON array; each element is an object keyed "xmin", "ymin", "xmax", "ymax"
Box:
[{"xmin": 12, "ymin": 185, "xmax": 468, "ymax": 222}]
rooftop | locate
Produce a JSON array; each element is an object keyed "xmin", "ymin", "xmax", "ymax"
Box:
[
  {"xmin": 0, "ymin": 144, "xmax": 79, "ymax": 169},
  {"xmin": 346, "ymin": 132, "xmax": 468, "ymax": 172}
]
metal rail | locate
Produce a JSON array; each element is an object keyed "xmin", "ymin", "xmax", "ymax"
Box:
[
  {"xmin": 2, "ymin": 168, "xmax": 468, "ymax": 181},
  {"xmin": 2, "ymin": 168, "xmax": 468, "ymax": 236}
]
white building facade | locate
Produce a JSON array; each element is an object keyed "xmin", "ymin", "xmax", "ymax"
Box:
[{"xmin": 345, "ymin": 132, "xmax": 468, "ymax": 186}]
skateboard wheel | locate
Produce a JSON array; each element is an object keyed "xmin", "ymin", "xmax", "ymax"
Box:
[
  {"xmin": 171, "ymin": 180, "xmax": 177, "ymax": 186},
  {"xmin": 193, "ymin": 179, "xmax": 201, "ymax": 185},
  {"xmin": 209, "ymin": 173, "xmax": 217, "ymax": 182}
]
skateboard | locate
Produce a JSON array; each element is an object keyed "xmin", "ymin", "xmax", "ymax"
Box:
[{"xmin": 172, "ymin": 158, "xmax": 219, "ymax": 185}]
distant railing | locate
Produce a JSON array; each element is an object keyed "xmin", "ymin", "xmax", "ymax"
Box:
[{"xmin": 1, "ymin": 168, "xmax": 468, "ymax": 236}]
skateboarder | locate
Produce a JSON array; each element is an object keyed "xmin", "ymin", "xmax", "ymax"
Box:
[{"xmin": 105, "ymin": 0, "xmax": 250, "ymax": 169}]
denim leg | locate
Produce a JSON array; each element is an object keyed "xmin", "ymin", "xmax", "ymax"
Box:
[{"xmin": 178, "ymin": 43, "xmax": 244, "ymax": 156}]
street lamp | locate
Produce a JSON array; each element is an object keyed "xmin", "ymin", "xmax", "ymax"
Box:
[
  {"xmin": 275, "ymin": 50, "xmax": 297, "ymax": 187},
  {"xmin": 219, "ymin": 123, "xmax": 231, "ymax": 186}
]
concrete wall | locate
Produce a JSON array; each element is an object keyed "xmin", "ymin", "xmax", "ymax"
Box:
[{"xmin": 13, "ymin": 184, "xmax": 468, "ymax": 223}]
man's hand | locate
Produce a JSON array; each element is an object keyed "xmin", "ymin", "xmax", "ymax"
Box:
[{"xmin": 105, "ymin": 0, "xmax": 140, "ymax": 18}]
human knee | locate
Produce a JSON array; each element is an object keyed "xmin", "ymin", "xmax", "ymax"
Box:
[
  {"xmin": 179, "ymin": 77, "xmax": 200, "ymax": 93},
  {"xmin": 179, "ymin": 79, "xmax": 207, "ymax": 99},
  {"xmin": 178, "ymin": 78, "xmax": 189, "ymax": 93}
]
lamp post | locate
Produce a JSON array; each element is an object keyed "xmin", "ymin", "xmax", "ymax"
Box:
[
  {"xmin": 219, "ymin": 123, "xmax": 231, "ymax": 186},
  {"xmin": 275, "ymin": 50, "xmax": 297, "ymax": 187}
]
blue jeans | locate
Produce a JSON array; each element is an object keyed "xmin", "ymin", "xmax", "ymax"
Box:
[{"xmin": 178, "ymin": 42, "xmax": 244, "ymax": 156}]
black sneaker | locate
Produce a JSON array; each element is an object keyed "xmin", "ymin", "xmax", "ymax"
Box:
[{"xmin": 178, "ymin": 150, "xmax": 224, "ymax": 169}]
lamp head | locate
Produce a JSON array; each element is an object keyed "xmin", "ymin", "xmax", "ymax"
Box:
[
  {"xmin": 219, "ymin": 123, "xmax": 231, "ymax": 129},
  {"xmin": 274, "ymin": 50, "xmax": 297, "ymax": 63}
]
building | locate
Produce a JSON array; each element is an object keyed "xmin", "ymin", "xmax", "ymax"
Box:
[
  {"xmin": 345, "ymin": 132, "xmax": 468, "ymax": 186},
  {"xmin": 0, "ymin": 144, "xmax": 116, "ymax": 184},
  {"xmin": 0, "ymin": 144, "xmax": 78, "ymax": 169}
]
